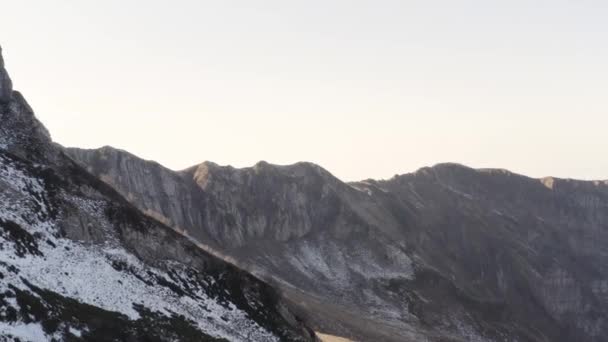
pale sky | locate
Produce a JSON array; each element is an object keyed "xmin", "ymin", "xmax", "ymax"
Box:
[{"xmin": 1, "ymin": 0, "xmax": 607, "ymax": 181}]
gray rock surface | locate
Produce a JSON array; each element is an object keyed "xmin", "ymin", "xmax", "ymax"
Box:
[
  {"xmin": 68, "ymin": 145, "xmax": 608, "ymax": 342},
  {"xmin": 0, "ymin": 46, "xmax": 13, "ymax": 103}
]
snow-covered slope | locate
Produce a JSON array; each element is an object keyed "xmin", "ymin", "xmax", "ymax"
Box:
[{"xmin": 0, "ymin": 46, "xmax": 315, "ymax": 342}]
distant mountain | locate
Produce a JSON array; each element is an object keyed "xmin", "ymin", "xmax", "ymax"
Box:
[
  {"xmin": 69, "ymin": 148, "xmax": 608, "ymax": 341},
  {"xmin": 0, "ymin": 46, "xmax": 315, "ymax": 341}
]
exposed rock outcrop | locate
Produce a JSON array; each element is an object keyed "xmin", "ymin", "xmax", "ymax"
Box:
[{"xmin": 0, "ymin": 46, "xmax": 13, "ymax": 103}]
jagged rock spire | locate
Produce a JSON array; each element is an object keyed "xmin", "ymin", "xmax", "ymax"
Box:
[
  {"xmin": 0, "ymin": 45, "xmax": 14, "ymax": 103},
  {"xmin": 0, "ymin": 45, "xmax": 53, "ymax": 162}
]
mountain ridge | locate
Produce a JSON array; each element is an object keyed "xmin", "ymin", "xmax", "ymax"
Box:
[
  {"xmin": 68, "ymin": 143, "xmax": 608, "ymax": 342},
  {"xmin": 72, "ymin": 145, "xmax": 608, "ymax": 191}
]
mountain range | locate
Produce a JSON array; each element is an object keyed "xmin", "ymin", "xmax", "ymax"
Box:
[
  {"xmin": 3, "ymin": 45, "xmax": 608, "ymax": 341},
  {"xmin": 67, "ymin": 145, "xmax": 608, "ymax": 342}
]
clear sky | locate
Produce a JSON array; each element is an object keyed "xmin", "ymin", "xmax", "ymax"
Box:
[{"xmin": 1, "ymin": 1, "xmax": 607, "ymax": 181}]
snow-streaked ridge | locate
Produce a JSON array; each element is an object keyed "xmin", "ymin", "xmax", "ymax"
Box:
[{"xmin": 0, "ymin": 151, "xmax": 280, "ymax": 341}]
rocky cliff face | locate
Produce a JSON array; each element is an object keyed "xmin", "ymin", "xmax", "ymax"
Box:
[
  {"xmin": 0, "ymin": 46, "xmax": 316, "ymax": 342},
  {"xmin": 68, "ymin": 148, "xmax": 608, "ymax": 341},
  {"xmin": 0, "ymin": 46, "xmax": 13, "ymax": 103}
]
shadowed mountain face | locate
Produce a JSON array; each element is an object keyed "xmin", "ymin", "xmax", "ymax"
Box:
[
  {"xmin": 0, "ymin": 47, "xmax": 315, "ymax": 342},
  {"xmin": 68, "ymin": 144, "xmax": 608, "ymax": 341}
]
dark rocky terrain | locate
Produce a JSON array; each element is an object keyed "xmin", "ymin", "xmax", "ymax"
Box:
[
  {"xmin": 0, "ymin": 46, "xmax": 316, "ymax": 341},
  {"xmin": 70, "ymin": 145, "xmax": 608, "ymax": 341}
]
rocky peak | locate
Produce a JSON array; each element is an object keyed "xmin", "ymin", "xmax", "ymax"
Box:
[
  {"xmin": 185, "ymin": 159, "xmax": 341, "ymax": 194},
  {"xmin": 0, "ymin": 47, "xmax": 53, "ymax": 162},
  {"xmin": 0, "ymin": 45, "xmax": 14, "ymax": 103}
]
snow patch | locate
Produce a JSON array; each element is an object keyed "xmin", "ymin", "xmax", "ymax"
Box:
[{"xmin": 0, "ymin": 322, "xmax": 48, "ymax": 342}]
